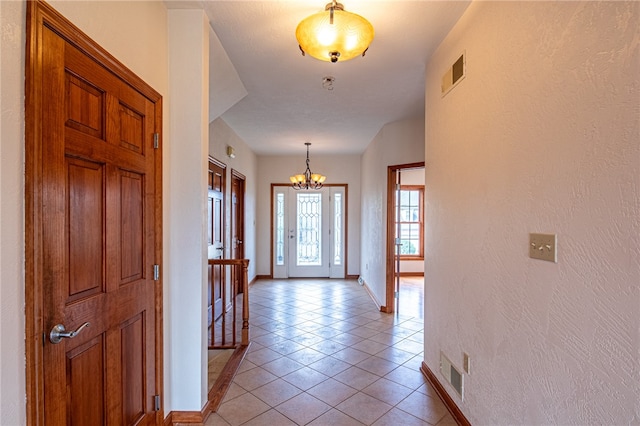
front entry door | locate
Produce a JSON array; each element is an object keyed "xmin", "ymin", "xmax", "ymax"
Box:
[
  {"xmin": 288, "ymin": 190, "xmax": 331, "ymax": 277},
  {"xmin": 273, "ymin": 186, "xmax": 345, "ymax": 278},
  {"xmin": 27, "ymin": 2, "xmax": 162, "ymax": 424}
]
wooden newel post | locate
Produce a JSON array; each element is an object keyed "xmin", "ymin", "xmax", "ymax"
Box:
[{"xmin": 241, "ymin": 259, "xmax": 250, "ymax": 346}]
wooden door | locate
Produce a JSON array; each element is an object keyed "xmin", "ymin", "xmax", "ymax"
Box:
[
  {"xmin": 231, "ymin": 171, "xmax": 245, "ymax": 293},
  {"xmin": 208, "ymin": 158, "xmax": 225, "ymax": 323},
  {"xmin": 26, "ymin": 2, "xmax": 162, "ymax": 424}
]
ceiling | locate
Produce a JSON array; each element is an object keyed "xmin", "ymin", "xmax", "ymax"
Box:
[{"xmin": 165, "ymin": 1, "xmax": 470, "ymax": 155}]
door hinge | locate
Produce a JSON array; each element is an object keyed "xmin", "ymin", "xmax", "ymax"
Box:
[
  {"xmin": 394, "ymin": 291, "xmax": 399, "ymax": 299},
  {"xmin": 396, "ymin": 183, "xmax": 401, "ymax": 190},
  {"xmin": 153, "ymin": 133, "xmax": 159, "ymax": 149},
  {"xmin": 153, "ymin": 264, "xmax": 160, "ymax": 281},
  {"xmin": 153, "ymin": 395, "xmax": 161, "ymax": 411}
]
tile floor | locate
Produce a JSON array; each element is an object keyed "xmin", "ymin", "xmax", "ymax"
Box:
[{"xmin": 207, "ymin": 278, "xmax": 455, "ymax": 426}]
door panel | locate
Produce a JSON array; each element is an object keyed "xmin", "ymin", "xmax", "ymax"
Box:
[
  {"xmin": 208, "ymin": 159, "xmax": 225, "ymax": 324},
  {"xmin": 231, "ymin": 171, "xmax": 245, "ymax": 293},
  {"xmin": 38, "ymin": 18, "xmax": 159, "ymax": 424},
  {"xmin": 288, "ymin": 191, "xmax": 330, "ymax": 277}
]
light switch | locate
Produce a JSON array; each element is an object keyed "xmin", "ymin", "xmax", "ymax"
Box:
[{"xmin": 529, "ymin": 233, "xmax": 557, "ymax": 263}]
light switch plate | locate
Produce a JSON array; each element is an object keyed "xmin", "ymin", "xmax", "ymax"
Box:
[{"xmin": 529, "ymin": 233, "xmax": 557, "ymax": 263}]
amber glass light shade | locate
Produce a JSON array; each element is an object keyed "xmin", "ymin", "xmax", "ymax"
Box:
[{"xmin": 296, "ymin": 3, "xmax": 374, "ymax": 63}]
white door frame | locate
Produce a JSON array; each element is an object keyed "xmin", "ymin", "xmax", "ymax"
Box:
[{"xmin": 272, "ymin": 185, "xmax": 345, "ymax": 278}]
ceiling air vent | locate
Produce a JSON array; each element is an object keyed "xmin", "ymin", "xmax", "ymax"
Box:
[{"xmin": 441, "ymin": 52, "xmax": 465, "ymax": 96}]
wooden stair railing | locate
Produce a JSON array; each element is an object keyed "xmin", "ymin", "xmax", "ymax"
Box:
[{"xmin": 208, "ymin": 258, "xmax": 250, "ymax": 348}]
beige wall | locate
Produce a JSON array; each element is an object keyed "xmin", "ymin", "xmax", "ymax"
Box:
[
  {"xmin": 360, "ymin": 117, "xmax": 425, "ymax": 306},
  {"xmin": 424, "ymin": 2, "xmax": 639, "ymax": 423},
  {"xmin": 1, "ymin": 2, "xmax": 27, "ymax": 422}
]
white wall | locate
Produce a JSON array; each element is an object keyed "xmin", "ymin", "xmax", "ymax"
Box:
[
  {"xmin": 1, "ymin": 1, "xmax": 27, "ymax": 423},
  {"xmin": 424, "ymin": 2, "xmax": 639, "ymax": 424},
  {"xmin": 0, "ymin": 1, "xmax": 169, "ymax": 423},
  {"xmin": 360, "ymin": 118, "xmax": 425, "ymax": 306},
  {"xmin": 256, "ymin": 154, "xmax": 361, "ymax": 277},
  {"xmin": 167, "ymin": 9, "xmax": 210, "ymax": 413},
  {"xmin": 209, "ymin": 118, "xmax": 258, "ymax": 281}
]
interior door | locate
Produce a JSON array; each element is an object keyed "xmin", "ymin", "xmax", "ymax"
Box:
[
  {"xmin": 208, "ymin": 158, "xmax": 225, "ymax": 323},
  {"xmin": 231, "ymin": 171, "xmax": 246, "ymax": 293},
  {"xmin": 31, "ymin": 4, "xmax": 162, "ymax": 423}
]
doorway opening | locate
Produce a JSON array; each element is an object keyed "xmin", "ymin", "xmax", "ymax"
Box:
[
  {"xmin": 386, "ymin": 163, "xmax": 425, "ymax": 317},
  {"xmin": 271, "ymin": 184, "xmax": 347, "ymax": 279}
]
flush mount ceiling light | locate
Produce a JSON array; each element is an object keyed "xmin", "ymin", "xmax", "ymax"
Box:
[
  {"xmin": 296, "ymin": 1, "xmax": 374, "ymax": 63},
  {"xmin": 290, "ymin": 143, "xmax": 326, "ymax": 190}
]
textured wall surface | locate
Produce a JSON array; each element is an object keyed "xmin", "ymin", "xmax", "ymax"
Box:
[
  {"xmin": 360, "ymin": 118, "xmax": 425, "ymax": 306},
  {"xmin": 1, "ymin": 1, "xmax": 27, "ymax": 423},
  {"xmin": 424, "ymin": 2, "xmax": 639, "ymax": 424}
]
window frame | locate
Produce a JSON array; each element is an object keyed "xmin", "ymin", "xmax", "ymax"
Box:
[{"xmin": 395, "ymin": 185, "xmax": 424, "ymax": 260}]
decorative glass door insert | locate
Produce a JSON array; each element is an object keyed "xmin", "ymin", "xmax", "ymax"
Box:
[{"xmin": 296, "ymin": 193, "xmax": 322, "ymax": 266}]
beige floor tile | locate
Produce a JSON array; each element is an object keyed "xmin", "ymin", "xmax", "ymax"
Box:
[
  {"xmin": 403, "ymin": 355, "xmax": 425, "ymax": 370},
  {"xmin": 313, "ymin": 339, "xmax": 348, "ymax": 355},
  {"xmin": 375, "ymin": 346, "xmax": 416, "ymax": 364},
  {"xmin": 275, "ymin": 393, "xmax": 331, "ymax": 425},
  {"xmin": 336, "ymin": 392, "xmax": 393, "ymax": 425},
  {"xmin": 306, "ymin": 378, "xmax": 358, "ymax": 406},
  {"xmin": 269, "ymin": 339, "xmax": 306, "ymax": 355},
  {"xmin": 242, "ymin": 408, "xmax": 298, "ymax": 426},
  {"xmin": 331, "ymin": 332, "xmax": 365, "ymax": 346},
  {"xmin": 351, "ymin": 339, "xmax": 389, "ymax": 355},
  {"xmin": 251, "ymin": 378, "xmax": 302, "ymax": 407},
  {"xmin": 282, "ymin": 366, "xmax": 329, "ymax": 390},
  {"xmin": 356, "ymin": 356, "xmax": 399, "ymax": 376},
  {"xmin": 332, "ymin": 347, "xmax": 371, "ymax": 365},
  {"xmin": 233, "ymin": 367, "xmax": 278, "ymax": 391},
  {"xmin": 361, "ymin": 378, "xmax": 414, "ymax": 406},
  {"xmin": 371, "ymin": 407, "xmax": 428, "ymax": 426},
  {"xmin": 435, "ymin": 413, "xmax": 458, "ymax": 425},
  {"xmin": 333, "ymin": 366, "xmax": 381, "ymax": 390},
  {"xmin": 245, "ymin": 347, "xmax": 282, "ymax": 366},
  {"xmin": 416, "ymin": 382, "xmax": 440, "ymax": 399},
  {"xmin": 286, "ymin": 347, "xmax": 326, "ymax": 365},
  {"xmin": 203, "ymin": 412, "xmax": 231, "ymax": 426},
  {"xmin": 393, "ymin": 338, "xmax": 424, "ymax": 354},
  {"xmin": 367, "ymin": 332, "xmax": 404, "ymax": 346},
  {"xmin": 216, "ymin": 392, "xmax": 270, "ymax": 426},
  {"xmin": 307, "ymin": 408, "xmax": 366, "ymax": 426},
  {"xmin": 308, "ymin": 355, "xmax": 351, "ymax": 376},
  {"xmin": 349, "ymin": 326, "xmax": 380, "ymax": 339},
  {"xmin": 260, "ymin": 356, "xmax": 304, "ymax": 377},
  {"xmin": 396, "ymin": 392, "xmax": 449, "ymax": 425},
  {"xmin": 220, "ymin": 382, "xmax": 247, "ymax": 403},
  {"xmin": 236, "ymin": 359, "xmax": 257, "ymax": 374},
  {"xmin": 384, "ymin": 365, "xmax": 428, "ymax": 390}
]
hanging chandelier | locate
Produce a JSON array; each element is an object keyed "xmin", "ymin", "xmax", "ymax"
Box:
[
  {"xmin": 296, "ymin": 1, "xmax": 374, "ymax": 63},
  {"xmin": 290, "ymin": 143, "xmax": 326, "ymax": 190}
]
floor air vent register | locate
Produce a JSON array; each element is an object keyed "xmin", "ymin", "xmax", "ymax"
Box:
[{"xmin": 440, "ymin": 351, "xmax": 464, "ymax": 399}]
